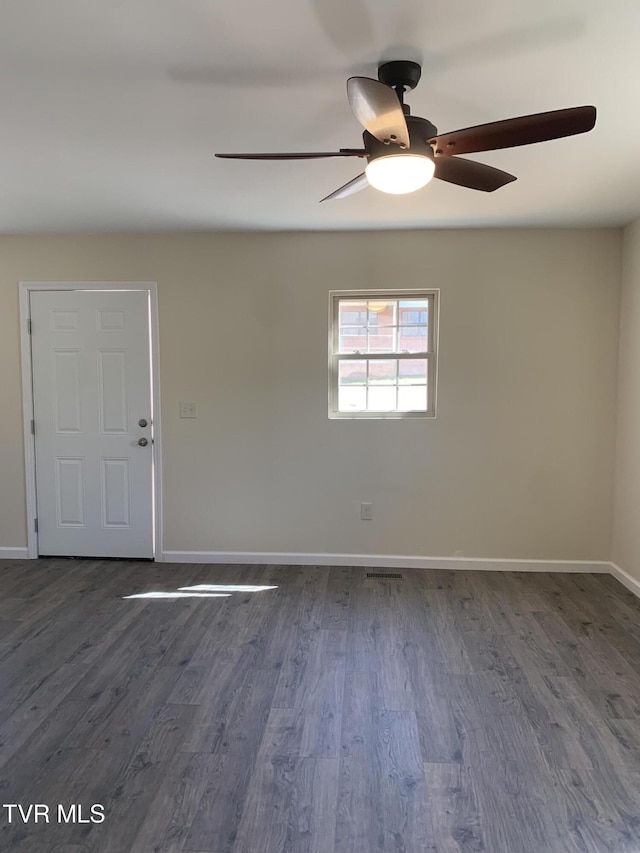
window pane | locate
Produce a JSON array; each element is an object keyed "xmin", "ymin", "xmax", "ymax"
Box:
[
  {"xmin": 399, "ymin": 359, "xmax": 427, "ymax": 384},
  {"xmin": 338, "ymin": 302, "xmax": 382, "ymax": 353},
  {"xmin": 398, "ymin": 326, "xmax": 428, "ymax": 351},
  {"xmin": 338, "ymin": 297, "xmax": 430, "ymax": 355},
  {"xmin": 367, "ymin": 301, "xmax": 395, "ymax": 328},
  {"xmin": 339, "ymin": 385, "xmax": 366, "ymax": 412},
  {"xmin": 337, "ymin": 358, "xmax": 428, "ymax": 413},
  {"xmin": 339, "ymin": 360, "xmax": 366, "ymax": 385},
  {"xmin": 340, "ymin": 312, "xmax": 379, "ymax": 328},
  {"xmin": 399, "ymin": 299, "xmax": 428, "ymax": 311},
  {"xmin": 339, "ymin": 301, "xmax": 367, "ymax": 322},
  {"xmin": 368, "ymin": 359, "xmax": 397, "ymax": 384},
  {"xmin": 338, "ymin": 359, "xmax": 366, "ymax": 412},
  {"xmin": 367, "ymin": 299, "xmax": 389, "ymax": 314},
  {"xmin": 366, "ymin": 330, "xmax": 395, "ymax": 353},
  {"xmin": 399, "ymin": 301, "xmax": 428, "ymax": 352},
  {"xmin": 398, "ymin": 385, "xmax": 427, "ymax": 411},
  {"xmin": 339, "ymin": 327, "xmax": 367, "ymax": 352},
  {"xmin": 368, "ymin": 386, "xmax": 397, "ymax": 411}
]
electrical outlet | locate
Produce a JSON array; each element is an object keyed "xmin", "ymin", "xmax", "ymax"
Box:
[
  {"xmin": 360, "ymin": 502, "xmax": 373, "ymax": 521},
  {"xmin": 179, "ymin": 401, "xmax": 197, "ymax": 418}
]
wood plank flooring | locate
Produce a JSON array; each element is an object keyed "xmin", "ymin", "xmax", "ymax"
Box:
[{"xmin": 1, "ymin": 560, "xmax": 640, "ymax": 851}]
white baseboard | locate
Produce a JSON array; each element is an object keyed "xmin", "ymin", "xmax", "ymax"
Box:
[
  {"xmin": 159, "ymin": 550, "xmax": 610, "ymax": 574},
  {"xmin": 0, "ymin": 545, "xmax": 618, "ymax": 583},
  {"xmin": 0, "ymin": 547, "xmax": 30, "ymax": 560},
  {"xmin": 608, "ymin": 562, "xmax": 640, "ymax": 598}
]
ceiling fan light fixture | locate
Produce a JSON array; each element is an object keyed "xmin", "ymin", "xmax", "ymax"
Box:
[{"xmin": 365, "ymin": 153, "xmax": 435, "ymax": 195}]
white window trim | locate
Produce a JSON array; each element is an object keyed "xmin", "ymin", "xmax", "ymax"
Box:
[{"xmin": 328, "ymin": 288, "xmax": 439, "ymax": 420}]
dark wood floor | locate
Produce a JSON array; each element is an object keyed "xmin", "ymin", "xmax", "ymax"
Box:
[{"xmin": 1, "ymin": 561, "xmax": 640, "ymax": 852}]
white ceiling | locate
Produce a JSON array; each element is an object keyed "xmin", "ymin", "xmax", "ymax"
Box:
[{"xmin": 1, "ymin": 0, "xmax": 638, "ymax": 233}]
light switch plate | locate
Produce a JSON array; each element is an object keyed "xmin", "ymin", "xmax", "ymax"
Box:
[{"xmin": 179, "ymin": 401, "xmax": 197, "ymax": 418}]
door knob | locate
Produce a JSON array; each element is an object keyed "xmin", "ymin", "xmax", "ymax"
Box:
[{"xmin": 138, "ymin": 437, "xmax": 148, "ymax": 446}]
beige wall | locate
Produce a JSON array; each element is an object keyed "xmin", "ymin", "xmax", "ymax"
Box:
[
  {"xmin": 612, "ymin": 218, "xmax": 640, "ymax": 579},
  {"xmin": 0, "ymin": 229, "xmax": 621, "ymax": 560}
]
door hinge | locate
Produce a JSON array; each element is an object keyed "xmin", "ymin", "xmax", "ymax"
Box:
[
  {"xmin": 27, "ymin": 318, "xmax": 32, "ymax": 334},
  {"xmin": 31, "ymin": 419, "xmax": 35, "ymax": 435},
  {"xmin": 34, "ymin": 518, "xmax": 38, "ymax": 532}
]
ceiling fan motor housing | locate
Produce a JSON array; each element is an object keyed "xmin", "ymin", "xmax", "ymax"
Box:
[
  {"xmin": 377, "ymin": 60, "xmax": 422, "ymax": 92},
  {"xmin": 364, "ymin": 115, "xmax": 438, "ymax": 165}
]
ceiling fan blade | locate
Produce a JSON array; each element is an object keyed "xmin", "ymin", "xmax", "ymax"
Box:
[
  {"xmin": 434, "ymin": 156, "xmax": 516, "ymax": 192},
  {"xmin": 320, "ymin": 172, "xmax": 369, "ymax": 202},
  {"xmin": 431, "ymin": 106, "xmax": 596, "ymax": 156},
  {"xmin": 347, "ymin": 77, "xmax": 410, "ymax": 148},
  {"xmin": 216, "ymin": 150, "xmax": 366, "ymax": 160}
]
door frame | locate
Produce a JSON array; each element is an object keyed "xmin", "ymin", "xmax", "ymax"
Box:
[{"xmin": 19, "ymin": 281, "xmax": 163, "ymax": 560}]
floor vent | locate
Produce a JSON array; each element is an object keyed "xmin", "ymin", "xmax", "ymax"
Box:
[{"xmin": 366, "ymin": 572, "xmax": 404, "ymax": 579}]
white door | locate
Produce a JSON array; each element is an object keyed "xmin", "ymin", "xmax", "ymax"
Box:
[{"xmin": 30, "ymin": 290, "xmax": 154, "ymax": 558}]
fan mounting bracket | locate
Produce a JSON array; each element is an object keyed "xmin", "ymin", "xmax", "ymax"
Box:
[{"xmin": 377, "ymin": 61, "xmax": 422, "ymax": 92}]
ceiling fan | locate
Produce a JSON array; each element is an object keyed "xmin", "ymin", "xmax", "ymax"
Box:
[{"xmin": 216, "ymin": 60, "xmax": 596, "ymax": 202}]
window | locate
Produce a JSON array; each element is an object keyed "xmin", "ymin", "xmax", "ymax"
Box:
[{"xmin": 329, "ymin": 290, "xmax": 439, "ymax": 418}]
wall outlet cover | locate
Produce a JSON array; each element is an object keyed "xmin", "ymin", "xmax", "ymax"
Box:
[{"xmin": 180, "ymin": 401, "xmax": 197, "ymax": 418}]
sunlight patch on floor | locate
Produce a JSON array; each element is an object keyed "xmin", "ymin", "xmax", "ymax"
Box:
[
  {"xmin": 123, "ymin": 591, "xmax": 231, "ymax": 599},
  {"xmin": 123, "ymin": 584, "xmax": 278, "ymax": 600},
  {"xmin": 179, "ymin": 584, "xmax": 278, "ymax": 592}
]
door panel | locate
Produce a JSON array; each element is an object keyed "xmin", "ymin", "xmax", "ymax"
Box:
[
  {"xmin": 101, "ymin": 458, "xmax": 131, "ymax": 527},
  {"xmin": 98, "ymin": 350, "xmax": 129, "ymax": 433},
  {"xmin": 31, "ymin": 290, "xmax": 153, "ymax": 558},
  {"xmin": 54, "ymin": 350, "xmax": 82, "ymax": 431},
  {"xmin": 55, "ymin": 457, "xmax": 85, "ymax": 526}
]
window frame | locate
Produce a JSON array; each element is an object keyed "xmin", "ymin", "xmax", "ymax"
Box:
[{"xmin": 328, "ymin": 289, "xmax": 439, "ymax": 419}]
